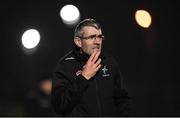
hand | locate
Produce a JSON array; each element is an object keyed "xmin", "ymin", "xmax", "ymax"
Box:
[{"xmin": 81, "ymin": 51, "xmax": 102, "ymax": 80}]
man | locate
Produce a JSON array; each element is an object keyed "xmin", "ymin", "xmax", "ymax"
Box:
[
  {"xmin": 51, "ymin": 18, "xmax": 131, "ymax": 116},
  {"xmin": 25, "ymin": 74, "xmax": 58, "ymax": 116}
]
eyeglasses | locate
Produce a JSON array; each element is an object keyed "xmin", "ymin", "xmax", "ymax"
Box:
[{"xmin": 79, "ymin": 34, "xmax": 105, "ymax": 41}]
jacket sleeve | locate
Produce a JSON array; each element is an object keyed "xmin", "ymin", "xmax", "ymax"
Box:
[
  {"xmin": 51, "ymin": 61, "xmax": 89, "ymax": 116},
  {"xmin": 112, "ymin": 58, "xmax": 132, "ymax": 116}
]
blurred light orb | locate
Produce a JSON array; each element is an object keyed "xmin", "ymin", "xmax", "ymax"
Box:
[
  {"xmin": 60, "ymin": 4, "xmax": 80, "ymax": 25},
  {"xmin": 22, "ymin": 29, "xmax": 40, "ymax": 49},
  {"xmin": 135, "ymin": 10, "xmax": 152, "ymax": 28}
]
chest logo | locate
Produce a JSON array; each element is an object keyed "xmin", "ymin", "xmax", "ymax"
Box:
[
  {"xmin": 76, "ymin": 70, "xmax": 82, "ymax": 76},
  {"xmin": 102, "ymin": 66, "xmax": 110, "ymax": 77}
]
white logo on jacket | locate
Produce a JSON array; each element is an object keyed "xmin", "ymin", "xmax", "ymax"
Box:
[
  {"xmin": 102, "ymin": 66, "xmax": 110, "ymax": 77},
  {"xmin": 76, "ymin": 70, "xmax": 82, "ymax": 76}
]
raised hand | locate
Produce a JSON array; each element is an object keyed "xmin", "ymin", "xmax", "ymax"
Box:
[{"xmin": 81, "ymin": 50, "xmax": 101, "ymax": 80}]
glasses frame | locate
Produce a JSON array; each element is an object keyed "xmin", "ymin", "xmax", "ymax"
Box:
[{"xmin": 79, "ymin": 34, "xmax": 105, "ymax": 41}]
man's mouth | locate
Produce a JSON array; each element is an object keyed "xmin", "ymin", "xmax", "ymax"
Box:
[
  {"xmin": 92, "ymin": 46, "xmax": 100, "ymax": 49},
  {"xmin": 92, "ymin": 47, "xmax": 100, "ymax": 52}
]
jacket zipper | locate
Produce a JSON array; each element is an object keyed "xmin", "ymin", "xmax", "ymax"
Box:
[{"xmin": 95, "ymin": 79, "xmax": 102, "ymax": 116}]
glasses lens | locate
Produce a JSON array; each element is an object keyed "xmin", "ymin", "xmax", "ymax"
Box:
[
  {"xmin": 98, "ymin": 35, "xmax": 104, "ymax": 40},
  {"xmin": 80, "ymin": 34, "xmax": 104, "ymax": 40},
  {"xmin": 89, "ymin": 35, "xmax": 96, "ymax": 39}
]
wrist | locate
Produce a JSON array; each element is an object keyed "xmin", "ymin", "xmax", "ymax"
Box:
[{"xmin": 81, "ymin": 72, "xmax": 91, "ymax": 80}]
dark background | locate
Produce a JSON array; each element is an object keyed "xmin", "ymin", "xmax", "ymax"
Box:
[{"xmin": 0, "ymin": 0, "xmax": 178, "ymax": 116}]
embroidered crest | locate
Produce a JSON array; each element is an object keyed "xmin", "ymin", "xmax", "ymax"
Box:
[{"xmin": 102, "ymin": 65, "xmax": 110, "ymax": 77}]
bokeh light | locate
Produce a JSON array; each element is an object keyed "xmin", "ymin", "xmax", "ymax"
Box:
[
  {"xmin": 135, "ymin": 10, "xmax": 152, "ymax": 28},
  {"xmin": 60, "ymin": 4, "xmax": 80, "ymax": 26}
]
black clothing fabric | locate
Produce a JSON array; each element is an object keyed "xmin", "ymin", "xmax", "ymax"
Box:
[
  {"xmin": 25, "ymin": 89, "xmax": 58, "ymax": 116},
  {"xmin": 51, "ymin": 49, "xmax": 131, "ymax": 116}
]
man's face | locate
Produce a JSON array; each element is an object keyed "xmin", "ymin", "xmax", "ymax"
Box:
[{"xmin": 80, "ymin": 26, "xmax": 103, "ymax": 55}]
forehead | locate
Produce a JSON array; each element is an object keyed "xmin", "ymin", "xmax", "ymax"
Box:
[{"xmin": 82, "ymin": 26, "xmax": 102, "ymax": 35}]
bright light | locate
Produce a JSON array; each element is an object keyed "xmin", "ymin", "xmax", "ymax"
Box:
[
  {"xmin": 135, "ymin": 10, "xmax": 152, "ymax": 28},
  {"xmin": 60, "ymin": 4, "xmax": 80, "ymax": 25},
  {"xmin": 21, "ymin": 29, "xmax": 40, "ymax": 49}
]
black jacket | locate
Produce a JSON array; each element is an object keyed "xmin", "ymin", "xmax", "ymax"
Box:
[{"xmin": 51, "ymin": 49, "xmax": 131, "ymax": 116}]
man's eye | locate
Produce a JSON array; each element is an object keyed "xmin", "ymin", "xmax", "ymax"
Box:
[
  {"xmin": 98, "ymin": 35, "xmax": 103, "ymax": 38},
  {"xmin": 98, "ymin": 35, "xmax": 104, "ymax": 39},
  {"xmin": 89, "ymin": 35, "xmax": 96, "ymax": 39}
]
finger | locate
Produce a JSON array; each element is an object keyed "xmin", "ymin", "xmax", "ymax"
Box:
[
  {"xmin": 92, "ymin": 51, "xmax": 100, "ymax": 63},
  {"xmin": 88, "ymin": 51, "xmax": 97, "ymax": 62},
  {"xmin": 95, "ymin": 64, "xmax": 101, "ymax": 72},
  {"xmin": 94, "ymin": 58, "xmax": 101, "ymax": 67}
]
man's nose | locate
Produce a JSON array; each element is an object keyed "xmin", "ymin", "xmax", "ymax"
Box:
[{"xmin": 93, "ymin": 40, "xmax": 101, "ymax": 45}]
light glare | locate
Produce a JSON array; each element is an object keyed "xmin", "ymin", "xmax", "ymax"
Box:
[
  {"xmin": 21, "ymin": 29, "xmax": 40, "ymax": 49},
  {"xmin": 135, "ymin": 10, "xmax": 152, "ymax": 28},
  {"xmin": 60, "ymin": 4, "xmax": 80, "ymax": 25}
]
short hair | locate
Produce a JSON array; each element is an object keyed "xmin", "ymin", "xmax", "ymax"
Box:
[{"xmin": 74, "ymin": 18, "xmax": 102, "ymax": 38}]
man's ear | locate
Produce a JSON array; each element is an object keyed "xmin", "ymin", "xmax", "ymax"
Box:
[{"xmin": 74, "ymin": 37, "xmax": 82, "ymax": 48}]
